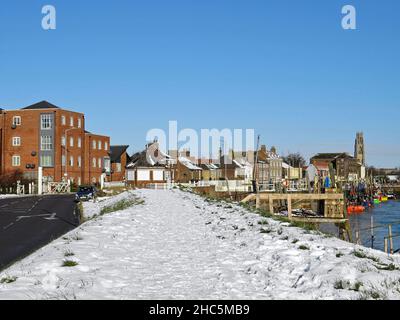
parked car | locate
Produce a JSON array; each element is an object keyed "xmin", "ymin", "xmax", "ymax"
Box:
[{"xmin": 75, "ymin": 185, "xmax": 97, "ymax": 202}]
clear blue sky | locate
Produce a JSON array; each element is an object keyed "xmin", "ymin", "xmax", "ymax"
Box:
[{"xmin": 1, "ymin": 0, "xmax": 399, "ymax": 167}]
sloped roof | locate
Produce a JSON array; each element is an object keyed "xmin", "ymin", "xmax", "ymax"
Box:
[
  {"xmin": 179, "ymin": 157, "xmax": 202, "ymax": 170},
  {"xmin": 22, "ymin": 101, "xmax": 61, "ymax": 110},
  {"xmin": 127, "ymin": 143, "xmax": 170, "ymax": 168},
  {"xmin": 311, "ymin": 153, "xmax": 347, "ymax": 160},
  {"xmin": 110, "ymin": 145, "xmax": 129, "ymax": 163}
]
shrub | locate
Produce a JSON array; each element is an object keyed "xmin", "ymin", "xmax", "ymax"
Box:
[
  {"xmin": 62, "ymin": 260, "xmax": 78, "ymax": 267},
  {"xmin": 0, "ymin": 276, "xmax": 17, "ymax": 284}
]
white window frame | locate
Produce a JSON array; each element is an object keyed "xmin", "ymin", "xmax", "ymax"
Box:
[
  {"xmin": 41, "ymin": 114, "xmax": 52, "ymax": 130},
  {"xmin": 69, "ymin": 155, "xmax": 74, "ymax": 167},
  {"xmin": 77, "ymin": 156, "xmax": 82, "ymax": 168},
  {"xmin": 41, "ymin": 136, "xmax": 53, "ymax": 151},
  {"xmin": 61, "ymin": 115, "xmax": 66, "ymax": 125},
  {"xmin": 78, "ymin": 137, "xmax": 82, "ymax": 148},
  {"xmin": 92, "ymin": 158, "xmax": 96, "ymax": 168},
  {"xmin": 105, "ymin": 142, "xmax": 108, "ymax": 151},
  {"xmin": 98, "ymin": 158, "xmax": 102, "ymax": 168},
  {"xmin": 77, "ymin": 118, "xmax": 82, "ymax": 128},
  {"xmin": 98, "ymin": 141, "xmax": 102, "ymax": 150},
  {"xmin": 69, "ymin": 137, "xmax": 74, "ymax": 147},
  {"xmin": 12, "ymin": 116, "xmax": 21, "ymax": 126},
  {"xmin": 61, "ymin": 135, "xmax": 66, "ymax": 146},
  {"xmin": 92, "ymin": 140, "xmax": 96, "ymax": 150},
  {"xmin": 70, "ymin": 116, "xmax": 74, "ymax": 127},
  {"xmin": 12, "ymin": 155, "xmax": 21, "ymax": 167},
  {"xmin": 40, "ymin": 155, "xmax": 53, "ymax": 167},
  {"xmin": 12, "ymin": 137, "xmax": 21, "ymax": 146}
]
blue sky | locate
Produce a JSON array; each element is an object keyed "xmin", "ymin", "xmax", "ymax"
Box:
[{"xmin": 0, "ymin": 0, "xmax": 399, "ymax": 167}]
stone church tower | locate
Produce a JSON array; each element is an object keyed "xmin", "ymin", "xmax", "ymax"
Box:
[{"xmin": 354, "ymin": 132, "xmax": 365, "ymax": 165}]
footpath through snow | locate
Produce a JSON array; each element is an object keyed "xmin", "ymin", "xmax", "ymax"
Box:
[{"xmin": 1, "ymin": 189, "xmax": 400, "ymax": 300}]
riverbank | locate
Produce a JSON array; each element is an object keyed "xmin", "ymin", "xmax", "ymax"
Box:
[{"xmin": 1, "ymin": 189, "xmax": 400, "ymax": 299}]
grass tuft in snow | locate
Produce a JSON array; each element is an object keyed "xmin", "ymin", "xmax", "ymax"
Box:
[
  {"xmin": 64, "ymin": 250, "xmax": 75, "ymax": 257},
  {"xmin": 100, "ymin": 196, "xmax": 144, "ymax": 216},
  {"xmin": 62, "ymin": 260, "xmax": 78, "ymax": 267},
  {"xmin": 0, "ymin": 276, "xmax": 17, "ymax": 284},
  {"xmin": 298, "ymin": 245, "xmax": 310, "ymax": 250},
  {"xmin": 353, "ymin": 250, "xmax": 381, "ymax": 263}
]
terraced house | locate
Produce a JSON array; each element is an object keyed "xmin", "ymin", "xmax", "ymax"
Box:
[{"xmin": 0, "ymin": 101, "xmax": 111, "ymax": 186}]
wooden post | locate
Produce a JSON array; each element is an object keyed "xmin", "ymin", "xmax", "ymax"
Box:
[
  {"xmin": 269, "ymin": 196, "xmax": 274, "ymax": 215},
  {"xmin": 371, "ymin": 216, "xmax": 374, "ymax": 249},
  {"xmin": 355, "ymin": 231, "xmax": 360, "ymax": 245},
  {"xmin": 256, "ymin": 194, "xmax": 260, "ymax": 209},
  {"xmin": 389, "ymin": 225, "xmax": 394, "ymax": 255},
  {"xmin": 287, "ymin": 194, "xmax": 292, "ymax": 220},
  {"xmin": 384, "ymin": 238, "xmax": 388, "ymax": 254}
]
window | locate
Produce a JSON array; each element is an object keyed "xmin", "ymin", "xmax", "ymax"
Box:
[
  {"xmin": 41, "ymin": 114, "xmax": 52, "ymax": 130},
  {"xmin": 62, "ymin": 155, "xmax": 66, "ymax": 166},
  {"xmin": 61, "ymin": 135, "xmax": 66, "ymax": 146},
  {"xmin": 92, "ymin": 140, "xmax": 96, "ymax": 149},
  {"xmin": 98, "ymin": 141, "xmax": 102, "ymax": 150},
  {"xmin": 92, "ymin": 158, "xmax": 96, "ymax": 168},
  {"xmin": 78, "ymin": 177, "xmax": 81, "ymax": 186},
  {"xmin": 105, "ymin": 142, "xmax": 108, "ymax": 151},
  {"xmin": 77, "ymin": 156, "xmax": 82, "ymax": 167},
  {"xmin": 77, "ymin": 118, "xmax": 82, "ymax": 128},
  {"xmin": 70, "ymin": 116, "xmax": 74, "ymax": 127},
  {"xmin": 12, "ymin": 155, "xmax": 21, "ymax": 166},
  {"xmin": 41, "ymin": 136, "xmax": 53, "ymax": 151},
  {"xmin": 69, "ymin": 156, "xmax": 74, "ymax": 167},
  {"xmin": 78, "ymin": 137, "xmax": 82, "ymax": 148},
  {"xmin": 98, "ymin": 158, "xmax": 102, "ymax": 168},
  {"xmin": 61, "ymin": 115, "xmax": 66, "ymax": 125},
  {"xmin": 12, "ymin": 116, "xmax": 21, "ymax": 126},
  {"xmin": 12, "ymin": 137, "xmax": 21, "ymax": 146},
  {"xmin": 116, "ymin": 163, "xmax": 122, "ymax": 172},
  {"xmin": 40, "ymin": 155, "xmax": 53, "ymax": 167},
  {"xmin": 70, "ymin": 137, "xmax": 74, "ymax": 147}
]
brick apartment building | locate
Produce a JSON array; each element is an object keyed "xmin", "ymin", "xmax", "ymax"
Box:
[{"xmin": 0, "ymin": 101, "xmax": 110, "ymax": 186}]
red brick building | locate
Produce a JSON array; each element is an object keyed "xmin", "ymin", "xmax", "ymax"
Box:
[
  {"xmin": 109, "ymin": 145, "xmax": 130, "ymax": 182},
  {"xmin": 0, "ymin": 101, "xmax": 110, "ymax": 186}
]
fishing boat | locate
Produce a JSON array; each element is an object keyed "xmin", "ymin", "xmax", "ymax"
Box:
[
  {"xmin": 381, "ymin": 196, "xmax": 389, "ymax": 202},
  {"xmin": 347, "ymin": 205, "xmax": 365, "ymax": 214}
]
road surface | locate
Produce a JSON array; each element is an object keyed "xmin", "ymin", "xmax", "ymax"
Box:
[{"xmin": 0, "ymin": 195, "xmax": 79, "ymax": 271}]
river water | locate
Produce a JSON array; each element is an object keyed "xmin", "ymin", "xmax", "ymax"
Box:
[{"xmin": 349, "ymin": 200, "xmax": 400, "ymax": 253}]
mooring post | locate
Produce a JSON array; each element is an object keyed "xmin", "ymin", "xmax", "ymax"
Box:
[
  {"xmin": 355, "ymin": 230, "xmax": 360, "ymax": 245},
  {"xmin": 389, "ymin": 225, "xmax": 394, "ymax": 255},
  {"xmin": 256, "ymin": 194, "xmax": 260, "ymax": 209},
  {"xmin": 384, "ymin": 238, "xmax": 388, "ymax": 254},
  {"xmin": 371, "ymin": 216, "xmax": 374, "ymax": 249}
]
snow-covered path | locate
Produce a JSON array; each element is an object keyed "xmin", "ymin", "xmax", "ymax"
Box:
[{"xmin": 1, "ymin": 189, "xmax": 400, "ymax": 300}]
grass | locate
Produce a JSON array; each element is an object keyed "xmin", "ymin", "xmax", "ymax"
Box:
[
  {"xmin": 62, "ymin": 260, "xmax": 78, "ymax": 267},
  {"xmin": 100, "ymin": 196, "xmax": 144, "ymax": 216},
  {"xmin": 334, "ymin": 280, "xmax": 363, "ymax": 292},
  {"xmin": 0, "ymin": 276, "xmax": 17, "ymax": 284},
  {"xmin": 260, "ymin": 228, "xmax": 272, "ymax": 234},
  {"xmin": 292, "ymin": 239, "xmax": 299, "ymax": 244},
  {"xmin": 376, "ymin": 263, "xmax": 399, "ymax": 271},
  {"xmin": 64, "ymin": 250, "xmax": 75, "ymax": 257},
  {"xmin": 298, "ymin": 245, "xmax": 310, "ymax": 250},
  {"xmin": 336, "ymin": 252, "xmax": 344, "ymax": 258},
  {"xmin": 353, "ymin": 250, "xmax": 381, "ymax": 263}
]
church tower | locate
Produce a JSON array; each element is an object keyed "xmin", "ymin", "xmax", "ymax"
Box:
[{"xmin": 354, "ymin": 132, "xmax": 365, "ymax": 165}]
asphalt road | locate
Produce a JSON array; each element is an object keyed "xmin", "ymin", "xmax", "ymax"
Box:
[{"xmin": 0, "ymin": 195, "xmax": 79, "ymax": 271}]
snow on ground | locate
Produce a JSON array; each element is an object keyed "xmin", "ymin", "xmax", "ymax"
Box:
[{"xmin": 1, "ymin": 189, "xmax": 400, "ymax": 300}]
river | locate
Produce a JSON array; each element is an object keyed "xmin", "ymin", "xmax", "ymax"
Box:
[{"xmin": 349, "ymin": 200, "xmax": 400, "ymax": 253}]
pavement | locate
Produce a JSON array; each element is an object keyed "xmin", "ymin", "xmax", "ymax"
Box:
[{"xmin": 0, "ymin": 195, "xmax": 79, "ymax": 271}]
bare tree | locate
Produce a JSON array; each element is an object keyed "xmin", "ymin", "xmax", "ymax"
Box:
[{"xmin": 282, "ymin": 153, "xmax": 306, "ymax": 167}]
